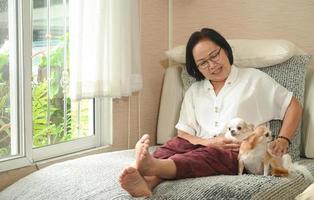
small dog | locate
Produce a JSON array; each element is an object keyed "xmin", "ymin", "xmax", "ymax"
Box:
[
  {"xmin": 238, "ymin": 125, "xmax": 289, "ymax": 176},
  {"xmin": 224, "ymin": 118, "xmax": 255, "ymax": 142}
]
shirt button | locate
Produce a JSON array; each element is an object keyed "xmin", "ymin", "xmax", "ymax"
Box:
[
  {"xmin": 215, "ymin": 121, "xmax": 219, "ymax": 127},
  {"xmin": 227, "ymin": 82, "xmax": 231, "ymax": 85},
  {"xmin": 214, "ymin": 107, "xmax": 219, "ymax": 113}
]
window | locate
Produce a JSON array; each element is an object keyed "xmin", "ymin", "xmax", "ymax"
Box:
[
  {"xmin": 0, "ymin": 0, "xmax": 19, "ymax": 159},
  {"xmin": 32, "ymin": 0, "xmax": 94, "ymax": 148},
  {"xmin": 0, "ymin": 0, "xmax": 112, "ymax": 172}
]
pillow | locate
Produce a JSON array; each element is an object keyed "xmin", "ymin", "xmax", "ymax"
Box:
[
  {"xmin": 166, "ymin": 39, "xmax": 296, "ymax": 68},
  {"xmin": 295, "ymin": 182, "xmax": 314, "ymax": 200},
  {"xmin": 181, "ymin": 55, "xmax": 311, "ymax": 161},
  {"xmin": 157, "ymin": 66, "xmax": 183, "ymax": 144},
  {"xmin": 303, "ymin": 66, "xmax": 314, "ymax": 158}
]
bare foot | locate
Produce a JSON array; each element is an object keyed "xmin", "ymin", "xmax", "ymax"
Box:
[
  {"xmin": 119, "ymin": 166, "xmax": 152, "ymax": 197},
  {"xmin": 135, "ymin": 134, "xmax": 150, "ymax": 167},
  {"xmin": 134, "ymin": 134, "xmax": 158, "ymax": 176}
]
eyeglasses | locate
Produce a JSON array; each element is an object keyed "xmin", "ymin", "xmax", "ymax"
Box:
[{"xmin": 196, "ymin": 48, "xmax": 222, "ymax": 69}]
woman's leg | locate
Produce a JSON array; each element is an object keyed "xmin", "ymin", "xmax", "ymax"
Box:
[
  {"xmin": 144, "ymin": 176, "xmax": 163, "ymax": 190},
  {"xmin": 152, "ymin": 136, "xmax": 202, "ymax": 159},
  {"xmin": 119, "ymin": 166, "xmax": 152, "ymax": 197},
  {"xmin": 136, "ymin": 135, "xmax": 177, "ymax": 179},
  {"xmin": 119, "ymin": 172, "xmax": 163, "ymax": 197},
  {"xmin": 136, "ymin": 135, "xmax": 239, "ymax": 179},
  {"xmin": 120, "ymin": 134, "xmax": 239, "ymax": 197},
  {"xmin": 170, "ymin": 146, "xmax": 239, "ymax": 179},
  {"xmin": 119, "ymin": 135, "xmax": 177, "ymax": 197}
]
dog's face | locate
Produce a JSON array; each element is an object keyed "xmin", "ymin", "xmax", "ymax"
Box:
[
  {"xmin": 225, "ymin": 118, "xmax": 254, "ymax": 141},
  {"xmin": 255, "ymin": 126, "xmax": 273, "ymax": 143}
]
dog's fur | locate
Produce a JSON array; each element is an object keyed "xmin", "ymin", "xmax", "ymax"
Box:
[
  {"xmin": 281, "ymin": 153, "xmax": 314, "ymax": 182},
  {"xmin": 238, "ymin": 125, "xmax": 289, "ymax": 176},
  {"xmin": 224, "ymin": 118, "xmax": 255, "ymax": 142}
]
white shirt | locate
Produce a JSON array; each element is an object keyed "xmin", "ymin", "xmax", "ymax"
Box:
[{"xmin": 175, "ymin": 65, "xmax": 293, "ymax": 139}]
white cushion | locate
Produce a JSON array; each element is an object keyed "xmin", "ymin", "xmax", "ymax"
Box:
[
  {"xmin": 165, "ymin": 39, "xmax": 296, "ymax": 68},
  {"xmin": 295, "ymin": 182, "xmax": 314, "ymax": 200},
  {"xmin": 303, "ymin": 66, "xmax": 314, "ymax": 158},
  {"xmin": 156, "ymin": 66, "xmax": 183, "ymax": 144}
]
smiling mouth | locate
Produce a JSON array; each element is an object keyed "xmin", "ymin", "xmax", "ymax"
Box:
[{"xmin": 211, "ymin": 66, "xmax": 222, "ymax": 74}]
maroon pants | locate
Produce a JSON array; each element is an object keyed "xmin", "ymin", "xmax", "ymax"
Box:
[{"xmin": 152, "ymin": 137, "xmax": 239, "ymax": 179}]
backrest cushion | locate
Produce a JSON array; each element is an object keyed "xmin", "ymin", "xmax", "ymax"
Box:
[{"xmin": 166, "ymin": 39, "xmax": 296, "ymax": 68}]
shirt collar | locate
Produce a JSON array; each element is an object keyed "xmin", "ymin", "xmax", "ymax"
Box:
[
  {"xmin": 203, "ymin": 65, "xmax": 238, "ymax": 90},
  {"xmin": 225, "ymin": 65, "xmax": 238, "ymax": 85}
]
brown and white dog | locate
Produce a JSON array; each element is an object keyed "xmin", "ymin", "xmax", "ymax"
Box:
[{"xmin": 238, "ymin": 125, "xmax": 289, "ymax": 177}]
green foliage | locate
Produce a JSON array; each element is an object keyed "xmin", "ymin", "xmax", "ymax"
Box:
[
  {"xmin": 32, "ymin": 38, "xmax": 73, "ymax": 147},
  {"xmin": 0, "ymin": 60, "xmax": 10, "ymax": 156},
  {"xmin": 0, "ymin": 33, "xmax": 89, "ymax": 155},
  {"xmin": 0, "ymin": 53, "xmax": 8, "ymax": 71},
  {"xmin": 0, "ymin": 148, "xmax": 9, "ymax": 156},
  {"xmin": 38, "ymin": 46, "xmax": 64, "ymax": 69},
  {"xmin": 0, "ymin": 53, "xmax": 8, "ymax": 83},
  {"xmin": 32, "ymin": 79, "xmax": 73, "ymax": 148}
]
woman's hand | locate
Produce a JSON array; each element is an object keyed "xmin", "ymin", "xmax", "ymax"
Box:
[
  {"xmin": 207, "ymin": 136, "xmax": 241, "ymax": 150},
  {"xmin": 269, "ymin": 138, "xmax": 289, "ymax": 157},
  {"xmin": 177, "ymin": 131, "xmax": 240, "ymax": 150}
]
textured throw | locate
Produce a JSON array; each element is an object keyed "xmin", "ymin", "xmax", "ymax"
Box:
[
  {"xmin": 258, "ymin": 55, "xmax": 310, "ymax": 161},
  {"xmin": 0, "ymin": 147, "xmax": 313, "ymax": 200},
  {"xmin": 181, "ymin": 55, "xmax": 311, "ymax": 161}
]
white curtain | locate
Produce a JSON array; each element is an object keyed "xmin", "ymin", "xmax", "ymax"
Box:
[{"xmin": 69, "ymin": 0, "xmax": 142, "ymax": 100}]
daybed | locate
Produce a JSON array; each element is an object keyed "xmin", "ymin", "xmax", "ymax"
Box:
[{"xmin": 1, "ymin": 40, "xmax": 313, "ymax": 200}]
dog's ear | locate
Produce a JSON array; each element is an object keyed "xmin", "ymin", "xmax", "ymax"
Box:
[
  {"xmin": 248, "ymin": 123, "xmax": 255, "ymax": 131},
  {"xmin": 221, "ymin": 124, "xmax": 229, "ymax": 134}
]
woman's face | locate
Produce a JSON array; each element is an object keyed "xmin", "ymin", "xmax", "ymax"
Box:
[{"xmin": 192, "ymin": 39, "xmax": 231, "ymax": 83}]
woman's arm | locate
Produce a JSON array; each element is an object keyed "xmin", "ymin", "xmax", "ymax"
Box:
[
  {"xmin": 177, "ymin": 130, "xmax": 210, "ymax": 146},
  {"xmin": 271, "ymin": 96, "xmax": 303, "ymax": 155},
  {"xmin": 279, "ymin": 96, "xmax": 302, "ymax": 140},
  {"xmin": 178, "ymin": 130, "xmax": 240, "ymax": 149}
]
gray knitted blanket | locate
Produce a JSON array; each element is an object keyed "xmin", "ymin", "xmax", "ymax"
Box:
[{"xmin": 0, "ymin": 147, "xmax": 313, "ymax": 200}]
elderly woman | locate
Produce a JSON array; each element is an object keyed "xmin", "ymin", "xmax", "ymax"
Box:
[{"xmin": 119, "ymin": 28, "xmax": 302, "ymax": 197}]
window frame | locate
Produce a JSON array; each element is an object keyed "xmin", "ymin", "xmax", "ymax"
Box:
[
  {"xmin": 0, "ymin": 0, "xmax": 33, "ymax": 172},
  {"xmin": 0, "ymin": 0, "xmax": 112, "ymax": 172}
]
